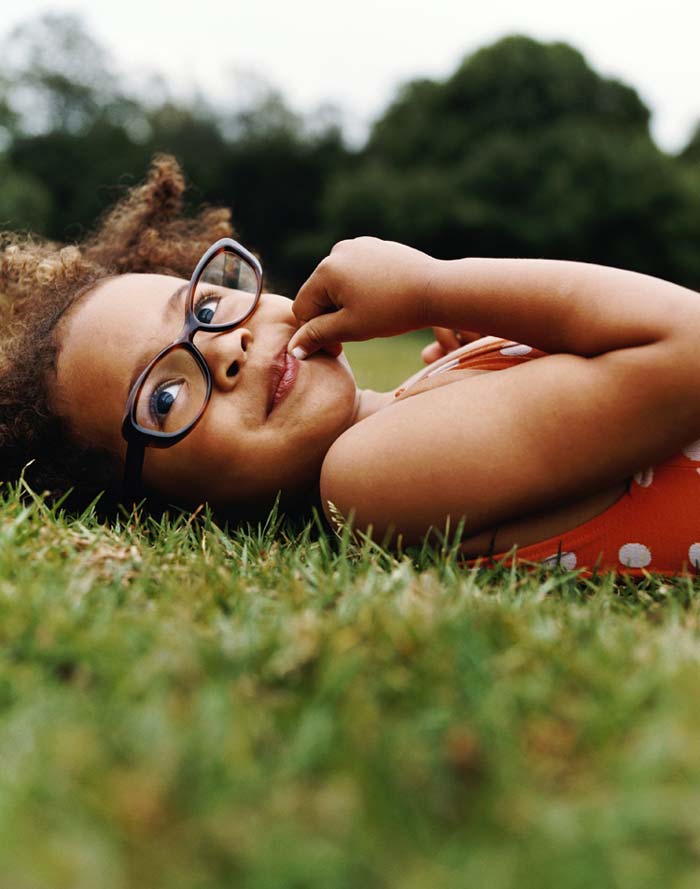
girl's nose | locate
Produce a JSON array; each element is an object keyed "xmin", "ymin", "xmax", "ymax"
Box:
[{"xmin": 198, "ymin": 327, "xmax": 253, "ymax": 390}]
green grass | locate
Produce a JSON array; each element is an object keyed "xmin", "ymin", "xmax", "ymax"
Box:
[
  {"xmin": 343, "ymin": 329, "xmax": 434, "ymax": 390},
  {"xmin": 2, "ymin": 334, "xmax": 700, "ymax": 889}
]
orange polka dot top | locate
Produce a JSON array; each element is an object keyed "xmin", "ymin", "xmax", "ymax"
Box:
[{"xmin": 400, "ymin": 336, "xmax": 700, "ymax": 577}]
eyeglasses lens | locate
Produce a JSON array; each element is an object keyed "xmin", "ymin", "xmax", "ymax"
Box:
[
  {"xmin": 134, "ymin": 347, "xmax": 207, "ymax": 434},
  {"xmin": 190, "ymin": 249, "xmax": 259, "ymax": 326}
]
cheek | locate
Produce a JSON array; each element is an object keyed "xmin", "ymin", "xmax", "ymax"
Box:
[
  {"xmin": 140, "ymin": 433, "xmax": 246, "ymax": 504},
  {"xmin": 141, "ymin": 358, "xmax": 358, "ymax": 504}
]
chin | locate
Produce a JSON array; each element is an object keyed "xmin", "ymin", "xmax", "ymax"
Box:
[
  {"xmin": 337, "ymin": 350, "xmax": 356, "ymax": 380},
  {"xmin": 321, "ymin": 349, "xmax": 355, "ymax": 393}
]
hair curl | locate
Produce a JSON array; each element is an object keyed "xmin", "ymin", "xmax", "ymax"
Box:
[{"xmin": 0, "ymin": 153, "xmax": 236, "ymax": 518}]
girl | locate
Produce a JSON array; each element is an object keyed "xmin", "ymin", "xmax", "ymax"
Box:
[{"xmin": 3, "ymin": 154, "xmax": 700, "ymax": 576}]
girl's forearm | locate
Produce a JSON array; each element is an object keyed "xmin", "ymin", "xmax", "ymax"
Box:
[{"xmin": 426, "ymin": 258, "xmax": 700, "ymax": 356}]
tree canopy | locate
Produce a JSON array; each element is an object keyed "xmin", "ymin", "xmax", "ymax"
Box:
[{"xmin": 1, "ymin": 18, "xmax": 699, "ymax": 293}]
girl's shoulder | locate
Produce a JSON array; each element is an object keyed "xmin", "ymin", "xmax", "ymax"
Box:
[{"xmin": 319, "ymin": 338, "xmax": 657, "ymax": 545}]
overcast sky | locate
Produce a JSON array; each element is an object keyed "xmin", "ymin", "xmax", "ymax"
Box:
[{"xmin": 2, "ymin": 0, "xmax": 698, "ymax": 152}]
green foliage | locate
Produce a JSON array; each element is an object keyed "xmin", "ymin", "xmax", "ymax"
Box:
[
  {"xmin": 679, "ymin": 121, "xmax": 700, "ymax": 164},
  {"xmin": 317, "ymin": 35, "xmax": 700, "ymax": 288},
  {"xmin": 0, "ymin": 12, "xmax": 124, "ymax": 136},
  {"xmin": 0, "ymin": 13, "xmax": 354, "ymax": 295},
  {"xmin": 8, "ymin": 124, "xmax": 147, "ymax": 239},
  {"xmin": 2, "ymin": 17, "xmax": 700, "ymax": 296},
  {"xmin": 367, "ymin": 36, "xmax": 650, "ymax": 167},
  {"xmin": 214, "ymin": 114, "xmax": 351, "ymax": 294},
  {"xmin": 343, "ymin": 329, "xmax": 434, "ymax": 390},
  {"xmin": 0, "ymin": 156, "xmax": 52, "ymax": 232}
]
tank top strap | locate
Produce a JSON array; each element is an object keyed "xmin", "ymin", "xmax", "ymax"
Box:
[
  {"xmin": 394, "ymin": 336, "xmax": 548, "ymax": 399},
  {"xmin": 444, "ymin": 338, "xmax": 548, "ymax": 372}
]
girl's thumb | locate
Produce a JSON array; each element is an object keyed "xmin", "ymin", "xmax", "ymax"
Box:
[{"xmin": 287, "ymin": 311, "xmax": 345, "ymax": 360}]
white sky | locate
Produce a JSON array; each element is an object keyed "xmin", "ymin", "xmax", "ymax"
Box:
[{"xmin": 2, "ymin": 0, "xmax": 699, "ymax": 152}]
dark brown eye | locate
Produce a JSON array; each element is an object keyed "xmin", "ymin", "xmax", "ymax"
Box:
[{"xmin": 194, "ymin": 295, "xmax": 219, "ymax": 324}]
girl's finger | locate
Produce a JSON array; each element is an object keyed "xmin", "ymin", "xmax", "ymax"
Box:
[
  {"xmin": 421, "ymin": 341, "xmax": 447, "ymax": 364},
  {"xmin": 433, "ymin": 326, "xmax": 462, "ymax": 353},
  {"xmin": 287, "ymin": 308, "xmax": 349, "ymax": 359},
  {"xmin": 321, "ymin": 341, "xmax": 344, "ymax": 358},
  {"xmin": 454, "ymin": 329, "xmax": 483, "ymax": 346},
  {"xmin": 291, "ymin": 260, "xmax": 336, "ymax": 324}
]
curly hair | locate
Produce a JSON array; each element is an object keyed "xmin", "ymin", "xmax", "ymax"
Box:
[{"xmin": 0, "ymin": 153, "xmax": 236, "ymax": 518}]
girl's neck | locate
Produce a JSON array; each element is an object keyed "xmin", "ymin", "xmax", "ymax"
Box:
[
  {"xmin": 350, "ymin": 338, "xmax": 501, "ymax": 426},
  {"xmin": 351, "ymin": 387, "xmax": 397, "ymax": 424}
]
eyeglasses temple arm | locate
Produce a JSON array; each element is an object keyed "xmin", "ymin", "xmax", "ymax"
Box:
[{"xmin": 122, "ymin": 441, "xmax": 146, "ymax": 505}]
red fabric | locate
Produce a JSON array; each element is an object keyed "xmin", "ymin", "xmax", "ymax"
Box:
[{"xmin": 419, "ymin": 337, "xmax": 700, "ymax": 577}]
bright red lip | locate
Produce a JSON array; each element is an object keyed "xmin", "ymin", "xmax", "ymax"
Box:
[{"xmin": 266, "ymin": 347, "xmax": 299, "ymax": 415}]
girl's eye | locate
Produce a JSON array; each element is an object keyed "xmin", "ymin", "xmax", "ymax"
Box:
[
  {"xmin": 150, "ymin": 380, "xmax": 183, "ymax": 424},
  {"xmin": 195, "ymin": 296, "xmax": 220, "ymax": 324}
]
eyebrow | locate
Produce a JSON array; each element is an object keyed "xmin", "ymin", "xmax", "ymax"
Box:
[{"xmin": 124, "ymin": 282, "xmax": 190, "ymax": 400}]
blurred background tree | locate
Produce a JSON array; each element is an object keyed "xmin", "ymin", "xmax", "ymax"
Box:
[
  {"xmin": 314, "ymin": 36, "xmax": 700, "ymax": 287},
  {"xmin": 1, "ymin": 15, "xmax": 699, "ymax": 294}
]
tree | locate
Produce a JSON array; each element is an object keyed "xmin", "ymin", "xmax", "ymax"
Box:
[
  {"xmin": 0, "ymin": 13, "xmax": 352, "ymax": 291},
  {"xmin": 312, "ymin": 35, "xmax": 700, "ymax": 288},
  {"xmin": 211, "ymin": 86, "xmax": 352, "ymax": 293},
  {"xmin": 0, "ymin": 12, "xmax": 152, "ymax": 241},
  {"xmin": 679, "ymin": 122, "xmax": 700, "ymax": 165},
  {"xmin": 2, "ymin": 18, "xmax": 698, "ymax": 291},
  {"xmin": 0, "ymin": 12, "xmax": 126, "ymax": 136},
  {"xmin": 0, "ymin": 157, "xmax": 51, "ymax": 233},
  {"xmin": 367, "ymin": 36, "xmax": 650, "ymax": 167},
  {"xmin": 8, "ymin": 124, "xmax": 146, "ymax": 240}
]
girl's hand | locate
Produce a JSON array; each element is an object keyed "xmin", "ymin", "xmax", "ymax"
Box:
[
  {"xmin": 287, "ymin": 236, "xmax": 437, "ymax": 359},
  {"xmin": 421, "ymin": 326, "xmax": 483, "ymax": 364}
]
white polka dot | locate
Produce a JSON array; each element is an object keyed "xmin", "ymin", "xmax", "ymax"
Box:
[
  {"xmin": 500, "ymin": 343, "xmax": 533, "ymax": 356},
  {"xmin": 618, "ymin": 543, "xmax": 652, "ymax": 568},
  {"xmin": 633, "ymin": 467, "xmax": 654, "ymax": 487},
  {"xmin": 541, "ymin": 551, "xmax": 577, "ymax": 570},
  {"xmin": 682, "ymin": 439, "xmax": 700, "ymax": 461},
  {"xmin": 689, "ymin": 544, "xmax": 700, "ymax": 569}
]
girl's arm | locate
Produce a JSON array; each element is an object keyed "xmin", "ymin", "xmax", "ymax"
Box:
[
  {"xmin": 287, "ymin": 238, "xmax": 700, "ymax": 361},
  {"xmin": 426, "ymin": 257, "xmax": 700, "ymax": 357}
]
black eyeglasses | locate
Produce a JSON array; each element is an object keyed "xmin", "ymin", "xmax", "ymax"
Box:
[{"xmin": 121, "ymin": 237, "xmax": 263, "ymax": 504}]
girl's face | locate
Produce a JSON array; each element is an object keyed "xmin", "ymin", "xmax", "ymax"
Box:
[{"xmin": 51, "ymin": 273, "xmax": 359, "ymax": 509}]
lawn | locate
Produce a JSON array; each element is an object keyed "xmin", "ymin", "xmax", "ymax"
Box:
[
  {"xmin": 1, "ymin": 331, "xmax": 700, "ymax": 889},
  {"xmin": 342, "ymin": 330, "xmax": 434, "ymax": 390}
]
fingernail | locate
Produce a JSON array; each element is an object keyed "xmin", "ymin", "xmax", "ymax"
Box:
[{"xmin": 291, "ymin": 346, "xmax": 307, "ymax": 360}]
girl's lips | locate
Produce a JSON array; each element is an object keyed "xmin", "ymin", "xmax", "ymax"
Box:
[{"xmin": 267, "ymin": 350, "xmax": 299, "ymax": 414}]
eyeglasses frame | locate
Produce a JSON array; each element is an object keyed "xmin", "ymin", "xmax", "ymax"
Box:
[{"xmin": 120, "ymin": 237, "xmax": 263, "ymax": 504}]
